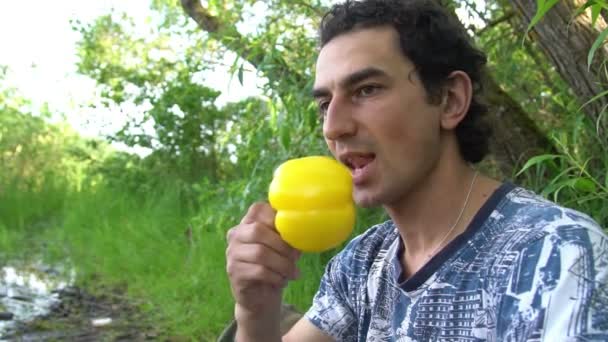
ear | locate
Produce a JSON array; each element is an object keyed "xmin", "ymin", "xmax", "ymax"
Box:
[{"xmin": 439, "ymin": 71, "xmax": 472, "ymax": 130}]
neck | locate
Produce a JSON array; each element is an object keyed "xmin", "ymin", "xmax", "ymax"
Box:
[
  {"xmin": 386, "ymin": 161, "xmax": 475, "ymax": 254},
  {"xmin": 384, "ymin": 144, "xmax": 499, "ymax": 279}
]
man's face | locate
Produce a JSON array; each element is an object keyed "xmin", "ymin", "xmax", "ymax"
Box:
[{"xmin": 313, "ymin": 26, "xmax": 444, "ymax": 207}]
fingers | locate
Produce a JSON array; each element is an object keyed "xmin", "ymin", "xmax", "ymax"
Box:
[
  {"xmin": 228, "ymin": 236, "xmax": 299, "ymax": 277},
  {"xmin": 229, "ymin": 261, "xmax": 288, "ymax": 289},
  {"xmin": 226, "ymin": 202, "xmax": 301, "ymax": 292},
  {"xmin": 226, "ymin": 222, "xmax": 300, "ymax": 285},
  {"xmin": 228, "ymin": 220, "xmax": 297, "ymax": 260},
  {"xmin": 240, "ymin": 202, "xmax": 275, "ymax": 227},
  {"xmin": 227, "ymin": 244, "xmax": 300, "ymax": 290}
]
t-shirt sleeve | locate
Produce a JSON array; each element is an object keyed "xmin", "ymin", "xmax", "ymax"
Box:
[
  {"xmin": 304, "ymin": 245, "xmax": 359, "ymax": 341},
  {"xmin": 499, "ymin": 221, "xmax": 608, "ymax": 341}
]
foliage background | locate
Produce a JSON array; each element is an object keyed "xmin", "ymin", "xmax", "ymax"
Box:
[{"xmin": 1, "ymin": 0, "xmax": 606, "ymax": 339}]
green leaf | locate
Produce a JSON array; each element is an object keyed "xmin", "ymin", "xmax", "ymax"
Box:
[
  {"xmin": 598, "ymin": 0, "xmax": 608, "ymax": 10},
  {"xmin": 573, "ymin": 177, "xmax": 597, "ymax": 192},
  {"xmin": 541, "ymin": 178, "xmax": 571, "ymax": 198},
  {"xmin": 540, "ymin": 165, "xmax": 577, "ymax": 194},
  {"xmin": 544, "ymin": 177, "xmax": 596, "ymax": 198},
  {"xmin": 268, "ymin": 99, "xmax": 278, "ymax": 131},
  {"xmin": 228, "ymin": 54, "xmax": 240, "ymax": 84},
  {"xmin": 280, "ymin": 125, "xmax": 290, "ymax": 150},
  {"xmin": 237, "ymin": 64, "xmax": 244, "ymax": 86},
  {"xmin": 526, "ymin": 0, "xmax": 560, "ymax": 33},
  {"xmin": 588, "ymin": 26, "xmax": 608, "ymax": 69},
  {"xmin": 578, "ymin": 88, "xmax": 608, "ymax": 112},
  {"xmin": 516, "ymin": 154, "xmax": 562, "ymax": 176},
  {"xmin": 591, "ymin": 3, "xmax": 602, "ymax": 25},
  {"xmin": 571, "ymin": 0, "xmax": 597, "ymax": 20}
]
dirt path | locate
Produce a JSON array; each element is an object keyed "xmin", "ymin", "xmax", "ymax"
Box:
[{"xmin": 3, "ymin": 286, "xmax": 159, "ymax": 341}]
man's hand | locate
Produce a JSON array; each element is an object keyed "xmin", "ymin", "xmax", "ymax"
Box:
[{"xmin": 226, "ymin": 202, "xmax": 301, "ymax": 341}]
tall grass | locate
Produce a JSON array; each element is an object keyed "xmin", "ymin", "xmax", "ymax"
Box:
[
  {"xmin": 37, "ymin": 180, "xmax": 233, "ymax": 339},
  {"xmin": 515, "ymin": 116, "xmax": 607, "ymax": 227},
  {"xmin": 0, "ymin": 174, "xmax": 225, "ymax": 338},
  {"xmin": 0, "ymin": 174, "xmax": 66, "ymax": 231},
  {"xmin": 0, "ymin": 173, "xmax": 69, "ymax": 260},
  {"xmin": 1, "ymin": 172, "xmax": 384, "ymax": 339}
]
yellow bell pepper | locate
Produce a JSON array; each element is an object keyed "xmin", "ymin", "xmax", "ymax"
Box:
[{"xmin": 268, "ymin": 156, "xmax": 355, "ymax": 252}]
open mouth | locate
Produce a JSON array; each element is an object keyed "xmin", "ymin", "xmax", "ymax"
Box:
[
  {"xmin": 343, "ymin": 154, "xmax": 375, "ymax": 170},
  {"xmin": 340, "ymin": 153, "xmax": 376, "ymax": 184}
]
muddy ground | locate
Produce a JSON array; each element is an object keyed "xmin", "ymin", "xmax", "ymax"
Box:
[{"xmin": 2, "ymin": 286, "xmax": 161, "ymax": 342}]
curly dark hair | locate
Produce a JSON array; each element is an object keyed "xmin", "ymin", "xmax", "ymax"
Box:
[{"xmin": 318, "ymin": 0, "xmax": 490, "ymax": 163}]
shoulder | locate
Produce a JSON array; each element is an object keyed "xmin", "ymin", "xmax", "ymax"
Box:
[
  {"xmin": 494, "ymin": 186, "xmax": 604, "ymax": 243},
  {"xmin": 335, "ymin": 220, "xmax": 399, "ymax": 267},
  {"xmin": 464, "ymin": 185, "xmax": 605, "ymax": 281},
  {"xmin": 323, "ymin": 220, "xmax": 399, "ymax": 285},
  {"xmin": 490, "ymin": 188, "xmax": 608, "ymax": 338},
  {"xmin": 500, "ymin": 186, "xmax": 599, "ymax": 226},
  {"xmin": 304, "ymin": 221, "xmax": 400, "ymax": 338},
  {"xmin": 489, "ymin": 186, "xmax": 606, "ymax": 283}
]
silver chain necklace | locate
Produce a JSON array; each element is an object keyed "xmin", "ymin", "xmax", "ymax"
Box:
[{"xmin": 426, "ymin": 170, "xmax": 479, "ymax": 260}]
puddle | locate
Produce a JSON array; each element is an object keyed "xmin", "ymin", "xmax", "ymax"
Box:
[
  {"xmin": 0, "ymin": 261, "xmax": 158, "ymax": 341},
  {"xmin": 0, "ymin": 261, "xmax": 75, "ymax": 339}
]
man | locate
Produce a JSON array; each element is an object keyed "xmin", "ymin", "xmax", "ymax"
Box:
[{"xmin": 224, "ymin": 0, "xmax": 608, "ymax": 341}]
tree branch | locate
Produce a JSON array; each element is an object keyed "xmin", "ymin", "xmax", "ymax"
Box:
[
  {"xmin": 180, "ymin": 0, "xmax": 306, "ymax": 91},
  {"xmin": 180, "ymin": 0, "xmax": 220, "ymax": 32},
  {"xmin": 475, "ymin": 11, "xmax": 516, "ymax": 36},
  {"xmin": 180, "ymin": 0, "xmax": 256, "ymax": 64}
]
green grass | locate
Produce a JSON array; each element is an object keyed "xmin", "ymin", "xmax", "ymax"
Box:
[
  {"xmin": 0, "ymin": 174, "xmax": 67, "ymax": 261},
  {"xmin": 0, "ymin": 176, "xmax": 355, "ymax": 340},
  {"xmin": 42, "ymin": 182, "xmax": 236, "ymax": 339}
]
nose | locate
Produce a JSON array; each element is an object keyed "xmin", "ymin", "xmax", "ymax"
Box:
[{"xmin": 323, "ymin": 97, "xmax": 356, "ymax": 141}]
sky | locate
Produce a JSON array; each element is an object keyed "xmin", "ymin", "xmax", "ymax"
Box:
[{"xmin": 0, "ymin": 1, "xmax": 261, "ymax": 154}]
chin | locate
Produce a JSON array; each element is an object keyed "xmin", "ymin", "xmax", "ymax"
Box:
[{"xmin": 353, "ymin": 191, "xmax": 382, "ymax": 208}]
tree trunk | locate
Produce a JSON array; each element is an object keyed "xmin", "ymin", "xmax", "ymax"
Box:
[
  {"xmin": 484, "ymin": 77, "xmax": 556, "ymax": 174},
  {"xmin": 510, "ymin": 0, "xmax": 608, "ymax": 137},
  {"xmin": 180, "ymin": 0, "xmax": 555, "ymax": 178}
]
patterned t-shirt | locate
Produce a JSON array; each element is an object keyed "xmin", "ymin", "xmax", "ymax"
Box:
[{"xmin": 305, "ymin": 183, "xmax": 608, "ymax": 341}]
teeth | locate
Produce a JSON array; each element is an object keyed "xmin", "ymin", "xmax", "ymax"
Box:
[
  {"xmin": 345, "ymin": 155, "xmax": 374, "ymax": 169},
  {"xmin": 352, "ymin": 158, "xmax": 366, "ymax": 168}
]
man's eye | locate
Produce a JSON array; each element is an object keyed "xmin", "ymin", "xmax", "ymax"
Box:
[
  {"xmin": 318, "ymin": 101, "xmax": 329, "ymax": 115},
  {"xmin": 357, "ymin": 85, "xmax": 381, "ymax": 97}
]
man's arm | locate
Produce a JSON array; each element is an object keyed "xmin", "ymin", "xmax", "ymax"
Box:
[{"xmin": 283, "ymin": 317, "xmax": 335, "ymax": 342}]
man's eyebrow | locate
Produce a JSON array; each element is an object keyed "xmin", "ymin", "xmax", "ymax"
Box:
[
  {"xmin": 340, "ymin": 67, "xmax": 387, "ymax": 89},
  {"xmin": 311, "ymin": 87, "xmax": 330, "ymax": 100},
  {"xmin": 311, "ymin": 67, "xmax": 388, "ymax": 99}
]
